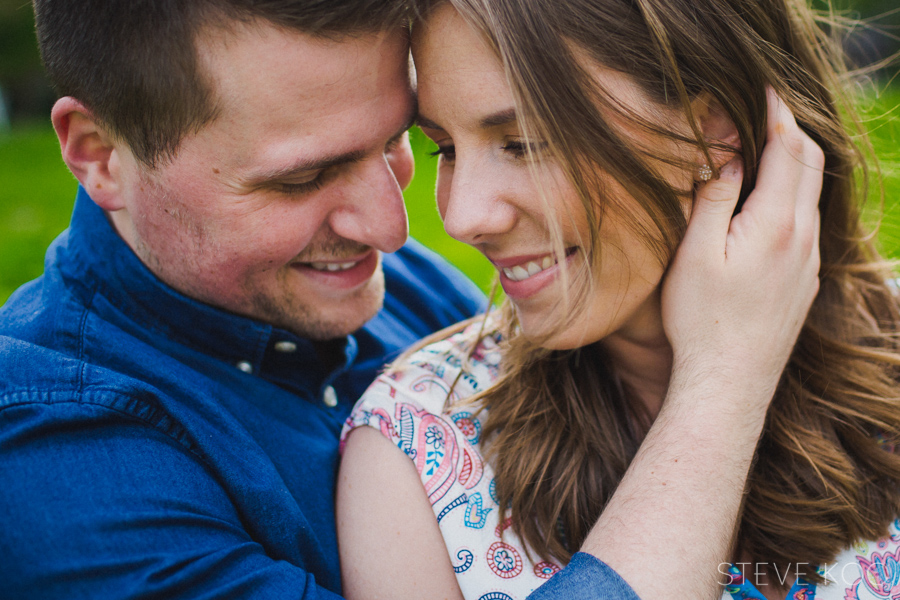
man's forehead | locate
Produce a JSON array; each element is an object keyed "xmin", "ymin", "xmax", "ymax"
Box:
[
  {"xmin": 182, "ymin": 20, "xmax": 415, "ymax": 178},
  {"xmin": 195, "ymin": 19, "xmax": 411, "ymax": 102},
  {"xmin": 243, "ymin": 109, "xmax": 416, "ymax": 185}
]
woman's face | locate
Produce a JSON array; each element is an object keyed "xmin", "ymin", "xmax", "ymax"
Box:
[{"xmin": 413, "ymin": 4, "xmax": 695, "ymax": 350}]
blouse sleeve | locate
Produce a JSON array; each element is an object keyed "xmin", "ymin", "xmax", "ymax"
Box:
[
  {"xmin": 340, "ymin": 321, "xmax": 499, "ymax": 488},
  {"xmin": 340, "ymin": 323, "xmax": 574, "ymax": 600}
]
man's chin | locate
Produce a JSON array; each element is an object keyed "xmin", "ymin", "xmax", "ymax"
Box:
[
  {"xmin": 290, "ymin": 314, "xmax": 374, "ymax": 341},
  {"xmin": 278, "ymin": 289, "xmax": 385, "ymax": 341}
]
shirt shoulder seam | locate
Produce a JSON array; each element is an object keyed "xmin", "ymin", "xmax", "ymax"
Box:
[
  {"xmin": 0, "ymin": 388, "xmax": 203, "ymax": 463},
  {"xmin": 75, "ymin": 282, "xmax": 99, "ymax": 399}
]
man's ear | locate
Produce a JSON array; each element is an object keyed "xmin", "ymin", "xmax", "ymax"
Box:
[
  {"xmin": 690, "ymin": 91, "xmax": 741, "ymax": 169},
  {"xmin": 51, "ymin": 97, "xmax": 125, "ymax": 211}
]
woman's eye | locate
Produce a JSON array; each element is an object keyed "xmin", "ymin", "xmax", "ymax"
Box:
[
  {"xmin": 429, "ymin": 145, "xmax": 456, "ymax": 163},
  {"xmin": 502, "ymin": 140, "xmax": 548, "ymax": 159}
]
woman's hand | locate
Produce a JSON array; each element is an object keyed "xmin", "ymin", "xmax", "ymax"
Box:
[
  {"xmin": 584, "ymin": 90, "xmax": 824, "ymax": 600},
  {"xmin": 661, "ymin": 87, "xmax": 823, "ymax": 411}
]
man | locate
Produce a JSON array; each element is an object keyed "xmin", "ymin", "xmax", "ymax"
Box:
[
  {"xmin": 0, "ymin": 1, "xmax": 487, "ymax": 597},
  {"xmin": 0, "ymin": 0, "xmax": 823, "ymax": 599}
]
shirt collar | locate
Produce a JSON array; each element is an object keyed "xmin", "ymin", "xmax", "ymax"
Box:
[{"xmin": 62, "ymin": 186, "xmax": 358, "ymax": 392}]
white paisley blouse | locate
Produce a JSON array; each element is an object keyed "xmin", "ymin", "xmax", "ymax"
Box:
[{"xmin": 340, "ymin": 319, "xmax": 900, "ymax": 600}]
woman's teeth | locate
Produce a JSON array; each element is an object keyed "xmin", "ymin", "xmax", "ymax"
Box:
[
  {"xmin": 502, "ymin": 255, "xmax": 555, "ymax": 282},
  {"xmin": 310, "ymin": 261, "xmax": 358, "ymax": 272}
]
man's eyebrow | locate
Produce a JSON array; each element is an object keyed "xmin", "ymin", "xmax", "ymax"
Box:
[
  {"xmin": 248, "ymin": 150, "xmax": 367, "ymax": 183},
  {"xmin": 248, "ymin": 112, "xmax": 416, "ymax": 183}
]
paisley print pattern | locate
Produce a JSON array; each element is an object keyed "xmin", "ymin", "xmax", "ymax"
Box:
[
  {"xmin": 452, "ymin": 411, "xmax": 482, "ymax": 445},
  {"xmin": 341, "ymin": 318, "xmax": 900, "ymax": 600},
  {"xmin": 723, "ymin": 563, "xmax": 816, "ymax": 599},
  {"xmin": 534, "ymin": 562, "xmax": 562, "ymax": 579},
  {"xmin": 454, "ymin": 549, "xmax": 475, "ymax": 573},
  {"xmin": 342, "ymin": 319, "xmax": 560, "ymax": 599},
  {"xmin": 487, "ymin": 542, "xmax": 524, "ymax": 579},
  {"xmin": 840, "ymin": 525, "xmax": 900, "ymax": 600},
  {"xmin": 722, "ymin": 519, "xmax": 900, "ymax": 599}
]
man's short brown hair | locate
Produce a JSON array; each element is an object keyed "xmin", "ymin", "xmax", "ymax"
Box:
[{"xmin": 33, "ymin": 0, "xmax": 409, "ymax": 166}]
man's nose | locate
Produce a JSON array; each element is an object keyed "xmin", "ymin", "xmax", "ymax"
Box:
[
  {"xmin": 387, "ymin": 133, "xmax": 415, "ymax": 192},
  {"xmin": 328, "ymin": 156, "xmax": 410, "ymax": 254}
]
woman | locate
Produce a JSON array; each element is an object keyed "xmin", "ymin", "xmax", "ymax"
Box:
[{"xmin": 337, "ymin": 0, "xmax": 900, "ymax": 599}]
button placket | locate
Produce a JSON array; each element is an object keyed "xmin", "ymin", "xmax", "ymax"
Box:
[{"xmin": 274, "ymin": 341, "xmax": 298, "ymax": 353}]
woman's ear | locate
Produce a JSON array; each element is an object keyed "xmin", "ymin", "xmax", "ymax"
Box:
[
  {"xmin": 690, "ymin": 91, "xmax": 741, "ymax": 170},
  {"xmin": 51, "ymin": 97, "xmax": 126, "ymax": 211}
]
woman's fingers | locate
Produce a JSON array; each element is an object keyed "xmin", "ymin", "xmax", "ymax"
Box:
[
  {"xmin": 681, "ymin": 88, "xmax": 823, "ymax": 259},
  {"xmin": 662, "ymin": 88, "xmax": 824, "ymax": 391},
  {"xmin": 743, "ymin": 88, "xmax": 824, "ymax": 231},
  {"xmin": 795, "ymin": 139, "xmax": 826, "ymax": 228},
  {"xmin": 682, "ymin": 158, "xmax": 744, "ymax": 252}
]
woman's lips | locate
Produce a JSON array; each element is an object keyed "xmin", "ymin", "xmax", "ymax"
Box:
[
  {"xmin": 493, "ymin": 248, "xmax": 577, "ymax": 300},
  {"xmin": 500, "ymin": 254, "xmax": 556, "ymax": 282}
]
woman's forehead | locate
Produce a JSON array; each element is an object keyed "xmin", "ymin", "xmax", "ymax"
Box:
[{"xmin": 412, "ymin": 5, "xmax": 516, "ymax": 130}]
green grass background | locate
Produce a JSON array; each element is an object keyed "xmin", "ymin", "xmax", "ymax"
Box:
[{"xmin": 1, "ymin": 87, "xmax": 898, "ymax": 305}]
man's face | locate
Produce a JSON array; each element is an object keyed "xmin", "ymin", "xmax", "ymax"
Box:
[{"xmin": 110, "ymin": 22, "xmax": 415, "ymax": 340}]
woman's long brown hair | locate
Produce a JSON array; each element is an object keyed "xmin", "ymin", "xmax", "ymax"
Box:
[{"xmin": 411, "ymin": 0, "xmax": 900, "ymax": 586}]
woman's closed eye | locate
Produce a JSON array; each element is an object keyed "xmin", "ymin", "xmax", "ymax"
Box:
[
  {"xmin": 429, "ymin": 145, "xmax": 456, "ymax": 162},
  {"xmin": 428, "ymin": 140, "xmax": 548, "ymax": 164},
  {"xmin": 502, "ymin": 139, "xmax": 548, "ymax": 159}
]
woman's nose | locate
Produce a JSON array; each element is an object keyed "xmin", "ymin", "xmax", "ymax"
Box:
[{"xmin": 438, "ymin": 159, "xmax": 518, "ymax": 246}]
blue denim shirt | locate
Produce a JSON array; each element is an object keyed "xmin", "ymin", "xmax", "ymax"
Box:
[{"xmin": 0, "ymin": 188, "xmax": 638, "ymax": 599}]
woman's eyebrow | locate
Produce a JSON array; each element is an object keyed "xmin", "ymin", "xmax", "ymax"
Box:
[
  {"xmin": 416, "ymin": 108, "xmax": 518, "ymax": 132},
  {"xmin": 479, "ymin": 108, "xmax": 517, "ymax": 128},
  {"xmin": 416, "ymin": 115, "xmax": 443, "ymax": 130}
]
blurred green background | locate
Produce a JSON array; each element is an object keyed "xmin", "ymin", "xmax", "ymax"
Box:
[{"xmin": 0, "ymin": 0, "xmax": 898, "ymax": 304}]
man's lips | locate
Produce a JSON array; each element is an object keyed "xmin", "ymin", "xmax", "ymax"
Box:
[
  {"xmin": 307, "ymin": 259, "xmax": 363, "ymax": 272},
  {"xmin": 291, "ymin": 250, "xmax": 379, "ymax": 290}
]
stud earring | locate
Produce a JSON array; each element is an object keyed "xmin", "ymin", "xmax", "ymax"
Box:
[{"xmin": 697, "ymin": 164, "xmax": 714, "ymax": 182}]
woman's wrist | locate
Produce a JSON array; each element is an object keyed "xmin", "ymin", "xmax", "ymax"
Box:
[{"xmin": 666, "ymin": 354, "xmax": 778, "ymax": 423}]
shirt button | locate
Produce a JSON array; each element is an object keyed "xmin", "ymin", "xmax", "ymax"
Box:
[
  {"xmin": 274, "ymin": 341, "xmax": 297, "ymax": 353},
  {"xmin": 323, "ymin": 385, "xmax": 338, "ymax": 408},
  {"xmin": 236, "ymin": 361, "xmax": 253, "ymax": 374}
]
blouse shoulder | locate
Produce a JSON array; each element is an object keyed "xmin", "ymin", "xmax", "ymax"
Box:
[
  {"xmin": 341, "ymin": 316, "xmax": 502, "ymax": 450},
  {"xmin": 340, "ymin": 315, "xmax": 566, "ymax": 599},
  {"xmin": 822, "ymin": 517, "xmax": 900, "ymax": 600}
]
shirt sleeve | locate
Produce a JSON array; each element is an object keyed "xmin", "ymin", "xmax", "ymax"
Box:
[
  {"xmin": 527, "ymin": 553, "xmax": 642, "ymax": 600},
  {"xmin": 0, "ymin": 402, "xmax": 343, "ymax": 600}
]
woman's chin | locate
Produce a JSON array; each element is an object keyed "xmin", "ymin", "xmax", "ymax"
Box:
[{"xmin": 516, "ymin": 310, "xmax": 607, "ymax": 351}]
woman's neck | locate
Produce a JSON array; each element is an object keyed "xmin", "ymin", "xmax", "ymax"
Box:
[{"xmin": 599, "ymin": 290, "xmax": 673, "ymax": 424}]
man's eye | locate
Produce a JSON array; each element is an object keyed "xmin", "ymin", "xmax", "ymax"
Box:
[
  {"xmin": 276, "ymin": 176, "xmax": 323, "ymax": 195},
  {"xmin": 428, "ymin": 145, "xmax": 456, "ymax": 162},
  {"xmin": 385, "ymin": 133, "xmax": 405, "ymax": 153}
]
